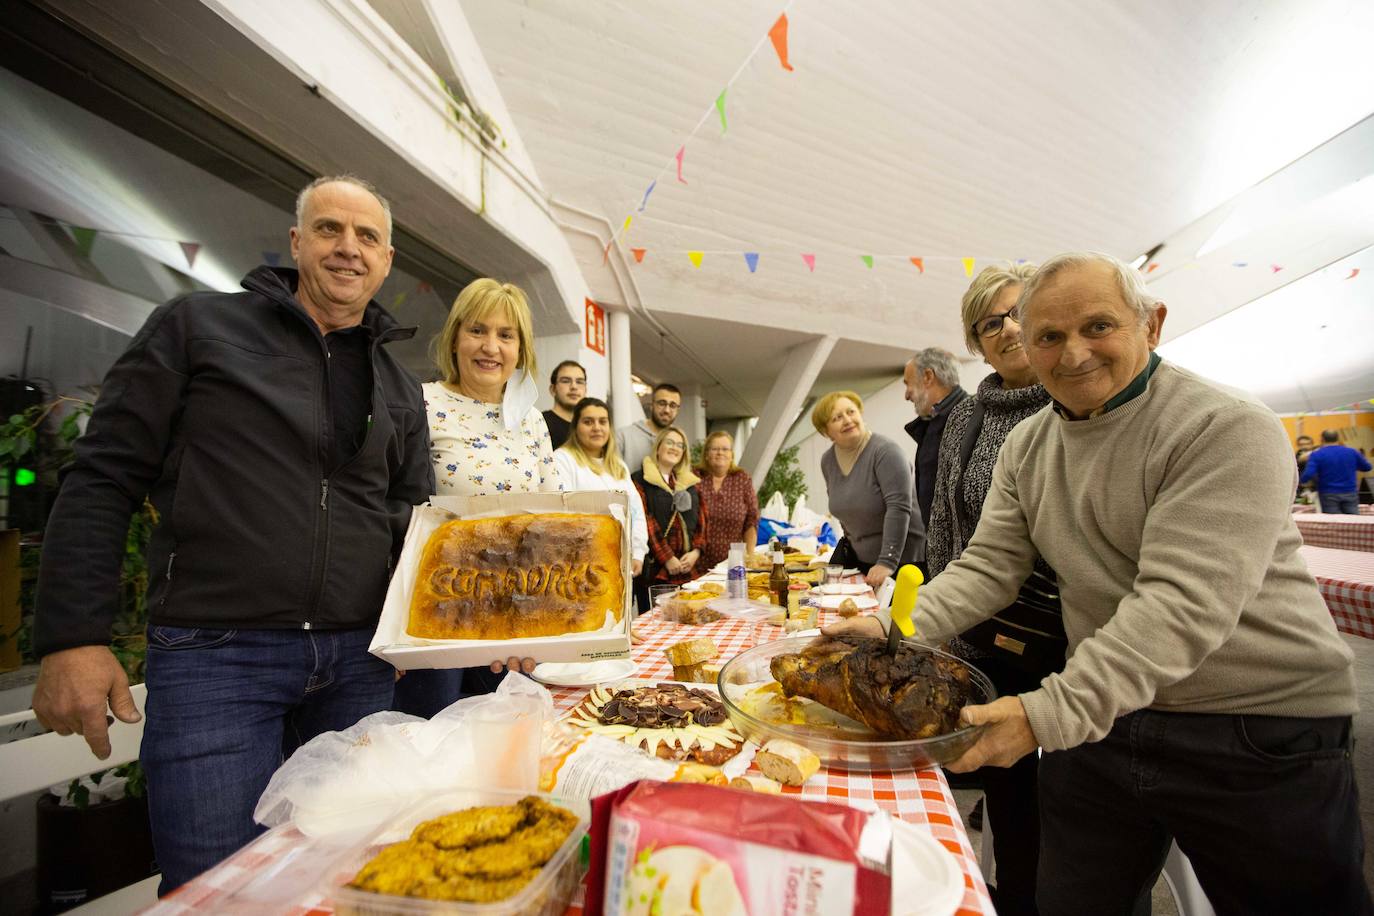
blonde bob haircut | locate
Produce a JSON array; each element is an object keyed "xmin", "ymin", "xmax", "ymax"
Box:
[
  {"xmin": 960, "ymin": 261, "xmax": 1038, "ymax": 356},
  {"xmin": 810, "ymin": 390, "xmax": 864, "ymax": 436},
  {"xmin": 650, "ymin": 425, "xmax": 692, "ymax": 479},
  {"xmin": 432, "ymin": 278, "xmax": 538, "ymax": 386},
  {"xmin": 697, "ymin": 430, "xmax": 743, "ymax": 476}
]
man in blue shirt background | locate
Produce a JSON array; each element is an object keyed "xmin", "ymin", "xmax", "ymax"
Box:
[{"xmin": 1300, "ymin": 430, "xmax": 1372, "ymax": 514}]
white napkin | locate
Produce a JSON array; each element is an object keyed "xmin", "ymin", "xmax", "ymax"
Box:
[{"xmin": 501, "ymin": 367, "xmax": 539, "ymax": 433}]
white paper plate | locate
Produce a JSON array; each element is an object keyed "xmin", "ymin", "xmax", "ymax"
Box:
[
  {"xmin": 817, "ymin": 593, "xmax": 880, "ymax": 610},
  {"xmin": 889, "ymin": 819, "xmax": 966, "ymax": 916},
  {"xmin": 529, "ymin": 659, "xmax": 638, "ymax": 686}
]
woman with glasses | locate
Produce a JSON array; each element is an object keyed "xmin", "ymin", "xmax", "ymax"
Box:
[
  {"xmin": 694, "ymin": 430, "xmax": 759, "ymax": 570},
  {"xmin": 926, "ymin": 261, "xmax": 1058, "ymax": 916},
  {"xmin": 552, "ymin": 397, "xmax": 648, "ymax": 578},
  {"xmin": 814, "ymin": 390, "xmax": 924, "ymax": 590},
  {"xmin": 632, "ymin": 425, "xmax": 709, "ymax": 588}
]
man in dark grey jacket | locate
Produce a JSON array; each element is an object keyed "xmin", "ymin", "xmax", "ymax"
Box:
[
  {"xmin": 902, "ymin": 347, "xmax": 968, "ymax": 527},
  {"xmin": 30, "ymin": 176, "xmax": 433, "ymax": 893}
]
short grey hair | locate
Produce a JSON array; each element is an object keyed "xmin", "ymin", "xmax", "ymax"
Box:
[
  {"xmin": 1016, "ymin": 251, "xmax": 1162, "ymax": 331},
  {"xmin": 295, "ymin": 174, "xmax": 393, "ymax": 244},
  {"xmin": 909, "ymin": 347, "xmax": 960, "ymax": 388}
]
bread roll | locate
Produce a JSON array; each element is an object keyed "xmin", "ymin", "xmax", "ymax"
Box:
[
  {"xmin": 755, "ymin": 739, "xmax": 820, "ymax": 786},
  {"xmin": 729, "ymin": 775, "xmax": 782, "ymax": 794},
  {"xmin": 664, "ymin": 637, "xmax": 717, "ymax": 667}
]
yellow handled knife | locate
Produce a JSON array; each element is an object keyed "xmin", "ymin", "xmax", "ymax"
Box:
[{"xmin": 886, "ymin": 564, "xmax": 923, "ymax": 655}]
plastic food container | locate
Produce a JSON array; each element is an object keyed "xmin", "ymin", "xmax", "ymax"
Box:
[
  {"xmin": 718, "ymin": 636, "xmax": 997, "ymax": 771},
  {"xmin": 321, "ymin": 787, "xmax": 589, "ymax": 916}
]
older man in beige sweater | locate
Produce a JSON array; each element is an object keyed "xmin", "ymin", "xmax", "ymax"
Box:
[{"xmin": 845, "ymin": 252, "xmax": 1368, "ymax": 915}]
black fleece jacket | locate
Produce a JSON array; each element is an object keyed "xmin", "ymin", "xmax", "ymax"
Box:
[{"xmin": 34, "ymin": 267, "xmax": 434, "ymax": 655}]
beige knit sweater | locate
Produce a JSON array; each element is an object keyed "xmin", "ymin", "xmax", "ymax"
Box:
[{"xmin": 916, "ymin": 360, "xmax": 1356, "ymax": 752}]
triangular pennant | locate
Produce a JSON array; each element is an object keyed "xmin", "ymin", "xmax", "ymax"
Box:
[
  {"xmin": 71, "ymin": 226, "xmax": 97, "ymax": 258},
  {"xmin": 392, "ymin": 291, "xmax": 408, "ymax": 308},
  {"xmin": 961, "ymin": 257, "xmax": 975, "ymax": 277},
  {"xmin": 639, "ymin": 180, "xmax": 657, "ymax": 212},
  {"xmin": 675, "ymin": 146, "xmax": 688, "ymax": 184},
  {"xmin": 1014, "ymin": 258, "xmax": 1028, "ymax": 265},
  {"xmin": 861, "ymin": 255, "xmax": 874, "ymax": 269},
  {"xmin": 416, "ymin": 281, "xmax": 432, "ymax": 294},
  {"xmin": 262, "ymin": 250, "xmax": 281, "ymax": 267},
  {"xmin": 1232, "ymin": 261, "xmax": 1248, "ymax": 267},
  {"xmin": 180, "ymin": 242, "xmax": 201, "ymax": 269},
  {"xmin": 801, "ymin": 253, "xmax": 816, "ymax": 272},
  {"xmin": 1270, "ymin": 264, "xmax": 1283, "ymax": 273},
  {"xmin": 909, "ymin": 257, "xmax": 924, "ymax": 274},
  {"xmin": 602, "ymin": 240, "xmax": 613, "ymax": 265},
  {"xmin": 1146, "ymin": 262, "xmax": 1159, "ymax": 273},
  {"xmin": 744, "ymin": 252, "xmax": 759, "ymax": 273},
  {"xmin": 1347, "ymin": 269, "xmax": 1360, "ymax": 280},
  {"xmin": 688, "ymin": 251, "xmax": 704, "ymax": 268},
  {"xmin": 622, "ymin": 215, "xmax": 633, "ymax": 234},
  {"xmin": 631, "ymin": 248, "xmax": 646, "ymax": 264},
  {"xmin": 715, "ymin": 90, "xmax": 728, "ymax": 134},
  {"xmin": 768, "ymin": 13, "xmax": 794, "ymax": 72}
]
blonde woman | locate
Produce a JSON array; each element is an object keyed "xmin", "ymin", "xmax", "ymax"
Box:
[
  {"xmin": 693, "ymin": 430, "xmax": 759, "ymax": 569},
  {"xmin": 814, "ymin": 390, "xmax": 924, "ymax": 589},
  {"xmin": 552, "ymin": 397, "xmax": 648, "ymax": 577},
  {"xmin": 632, "ymin": 425, "xmax": 709, "ymax": 587},
  {"xmin": 395, "ymin": 278, "xmax": 561, "ymax": 717}
]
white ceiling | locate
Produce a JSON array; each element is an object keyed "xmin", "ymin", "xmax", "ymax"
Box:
[{"xmin": 459, "ymin": 0, "xmax": 1374, "ymax": 416}]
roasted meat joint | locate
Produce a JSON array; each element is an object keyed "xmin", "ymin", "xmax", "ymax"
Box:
[
  {"xmin": 348, "ymin": 796, "xmax": 578, "ymax": 903},
  {"xmin": 770, "ymin": 636, "xmax": 976, "ymax": 739},
  {"xmin": 407, "ymin": 512, "xmax": 625, "ymax": 639}
]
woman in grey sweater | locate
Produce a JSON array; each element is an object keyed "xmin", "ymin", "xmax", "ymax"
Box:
[{"xmin": 814, "ymin": 390, "xmax": 924, "ymax": 589}]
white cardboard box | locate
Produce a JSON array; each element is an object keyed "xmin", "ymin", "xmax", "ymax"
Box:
[{"xmin": 370, "ymin": 491, "xmax": 633, "ymax": 669}]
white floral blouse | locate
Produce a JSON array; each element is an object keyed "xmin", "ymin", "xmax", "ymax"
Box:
[{"xmin": 423, "ymin": 382, "xmax": 563, "ymax": 495}]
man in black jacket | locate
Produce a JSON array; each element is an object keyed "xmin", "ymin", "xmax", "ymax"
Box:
[
  {"xmin": 903, "ymin": 347, "xmax": 968, "ymax": 527},
  {"xmin": 30, "ymin": 176, "xmax": 434, "ymax": 893}
]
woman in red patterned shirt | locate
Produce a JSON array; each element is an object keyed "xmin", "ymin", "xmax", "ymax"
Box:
[{"xmin": 694, "ymin": 430, "xmax": 759, "ymax": 570}]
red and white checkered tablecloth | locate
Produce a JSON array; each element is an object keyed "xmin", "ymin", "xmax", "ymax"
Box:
[
  {"xmin": 1293, "ymin": 503, "xmax": 1374, "ymax": 515},
  {"xmin": 1301, "ymin": 545, "xmax": 1374, "ymax": 640},
  {"xmin": 1294, "ymin": 514, "xmax": 1374, "ymax": 552},
  {"xmin": 143, "ymin": 608, "xmax": 992, "ymax": 916}
]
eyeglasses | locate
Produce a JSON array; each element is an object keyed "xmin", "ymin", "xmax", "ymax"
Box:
[
  {"xmin": 706, "ymin": 447, "xmax": 732, "ymax": 454},
  {"xmin": 973, "ymin": 305, "xmax": 1021, "ymax": 339},
  {"xmin": 653, "ymin": 400, "xmax": 680, "ymax": 409}
]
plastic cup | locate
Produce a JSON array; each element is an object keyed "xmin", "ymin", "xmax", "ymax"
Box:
[{"xmin": 824, "ymin": 565, "xmax": 844, "ymax": 585}]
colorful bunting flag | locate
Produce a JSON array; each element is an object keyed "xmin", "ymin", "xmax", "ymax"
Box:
[
  {"xmin": 688, "ymin": 251, "xmax": 704, "ymax": 268},
  {"xmin": 801, "ymin": 253, "xmax": 816, "ymax": 272},
  {"xmin": 769, "ymin": 14, "xmax": 794, "ymax": 72},
  {"xmin": 962, "ymin": 257, "xmax": 975, "ymax": 277},
  {"xmin": 675, "ymin": 146, "xmax": 688, "ymax": 184},
  {"xmin": 1146, "ymin": 262, "xmax": 1159, "ymax": 273},
  {"xmin": 1348, "ymin": 269, "xmax": 1361, "ymax": 280},
  {"xmin": 1271, "ymin": 264, "xmax": 1283, "ymax": 273},
  {"xmin": 631, "ymin": 248, "xmax": 646, "ymax": 263},
  {"xmin": 639, "ymin": 181, "xmax": 657, "ymax": 212},
  {"xmin": 715, "ymin": 90, "xmax": 728, "ymax": 134},
  {"xmin": 71, "ymin": 227, "xmax": 97, "ymax": 258},
  {"xmin": 622, "ymin": 215, "xmax": 633, "ymax": 234},
  {"xmin": 262, "ymin": 250, "xmax": 281, "ymax": 267},
  {"xmin": 417, "ymin": 281, "xmax": 432, "ymax": 294},
  {"xmin": 180, "ymin": 242, "xmax": 201, "ymax": 269},
  {"xmin": 392, "ymin": 291, "xmax": 408, "ymax": 308},
  {"xmin": 744, "ymin": 252, "xmax": 760, "ymax": 273},
  {"xmin": 861, "ymin": 255, "xmax": 874, "ymax": 269},
  {"xmin": 909, "ymin": 257, "xmax": 924, "ymax": 274},
  {"xmin": 602, "ymin": 240, "xmax": 613, "ymax": 265},
  {"xmin": 1232, "ymin": 261, "xmax": 1248, "ymax": 267}
]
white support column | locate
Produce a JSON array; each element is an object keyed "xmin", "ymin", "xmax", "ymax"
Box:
[
  {"xmin": 678, "ymin": 381, "xmax": 707, "ymax": 446},
  {"xmin": 740, "ymin": 335, "xmax": 837, "ymax": 482},
  {"xmin": 607, "ymin": 308, "xmax": 640, "ymax": 428}
]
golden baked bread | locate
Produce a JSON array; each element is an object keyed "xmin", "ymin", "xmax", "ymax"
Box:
[{"xmin": 407, "ymin": 513, "xmax": 624, "ymax": 640}]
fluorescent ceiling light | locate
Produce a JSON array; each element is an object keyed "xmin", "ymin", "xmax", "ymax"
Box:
[{"xmin": 1197, "ymin": 174, "xmax": 1374, "ymax": 258}]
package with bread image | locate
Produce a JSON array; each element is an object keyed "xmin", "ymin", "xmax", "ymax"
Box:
[
  {"xmin": 371, "ymin": 492, "xmax": 632, "ymax": 670},
  {"xmin": 584, "ymin": 780, "xmax": 891, "ymax": 916}
]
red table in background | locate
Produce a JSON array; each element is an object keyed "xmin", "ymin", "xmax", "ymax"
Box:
[
  {"xmin": 142, "ymin": 610, "xmax": 993, "ymax": 916},
  {"xmin": 1301, "ymin": 544, "xmax": 1374, "ymax": 639},
  {"xmin": 1294, "ymin": 513, "xmax": 1374, "ymax": 552}
]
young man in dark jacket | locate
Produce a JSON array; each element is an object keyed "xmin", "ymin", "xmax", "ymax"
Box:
[{"xmin": 30, "ymin": 176, "xmax": 434, "ymax": 893}]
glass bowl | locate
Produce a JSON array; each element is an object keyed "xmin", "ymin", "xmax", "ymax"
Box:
[{"xmin": 717, "ymin": 635, "xmax": 997, "ymax": 771}]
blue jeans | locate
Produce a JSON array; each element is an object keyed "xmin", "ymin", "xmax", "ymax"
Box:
[
  {"xmin": 1319, "ymin": 491, "xmax": 1360, "ymax": 514},
  {"xmin": 1037, "ymin": 709, "xmax": 1371, "ymax": 916},
  {"xmin": 141, "ymin": 626, "xmax": 394, "ymax": 894}
]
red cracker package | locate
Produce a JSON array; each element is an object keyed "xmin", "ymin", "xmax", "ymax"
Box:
[{"xmin": 585, "ymin": 780, "xmax": 891, "ymax": 915}]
